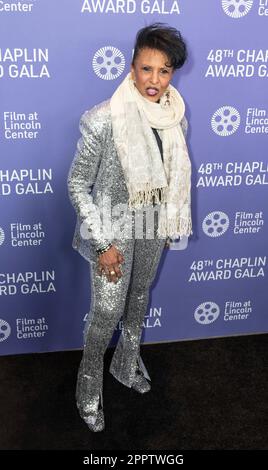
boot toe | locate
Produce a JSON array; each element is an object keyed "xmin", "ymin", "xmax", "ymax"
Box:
[{"xmin": 131, "ymin": 374, "xmax": 151, "ymax": 394}]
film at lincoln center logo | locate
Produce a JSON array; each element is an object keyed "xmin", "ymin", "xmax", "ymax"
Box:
[
  {"xmin": 0, "ymin": 319, "xmax": 11, "ymax": 342},
  {"xmin": 222, "ymin": 0, "xmax": 254, "ymax": 18},
  {"xmin": 0, "ymin": 227, "xmax": 5, "ymax": 246},
  {"xmin": 211, "ymin": 106, "xmax": 241, "ymax": 136},
  {"xmin": 92, "ymin": 46, "xmax": 125, "ymax": 80}
]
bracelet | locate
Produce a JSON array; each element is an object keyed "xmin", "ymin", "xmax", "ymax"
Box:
[{"xmin": 96, "ymin": 243, "xmax": 113, "ymax": 255}]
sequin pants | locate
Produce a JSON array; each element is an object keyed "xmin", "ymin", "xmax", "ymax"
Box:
[{"xmin": 76, "ymin": 212, "xmax": 166, "ymax": 415}]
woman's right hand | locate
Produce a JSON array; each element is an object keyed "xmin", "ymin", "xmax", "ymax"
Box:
[{"xmin": 97, "ymin": 245, "xmax": 125, "ymax": 283}]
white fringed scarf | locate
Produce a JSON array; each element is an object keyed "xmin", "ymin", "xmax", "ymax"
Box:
[{"xmin": 110, "ymin": 72, "xmax": 193, "ymax": 239}]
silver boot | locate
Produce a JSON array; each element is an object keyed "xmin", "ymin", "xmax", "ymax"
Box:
[{"xmin": 76, "ymin": 373, "xmax": 105, "ymax": 432}]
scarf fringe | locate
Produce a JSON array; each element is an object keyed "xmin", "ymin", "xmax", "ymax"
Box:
[
  {"xmin": 128, "ymin": 185, "xmax": 167, "ymax": 209},
  {"xmin": 157, "ymin": 215, "xmax": 193, "ymax": 239}
]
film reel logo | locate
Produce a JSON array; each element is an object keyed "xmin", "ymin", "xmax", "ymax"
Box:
[
  {"xmin": 92, "ymin": 46, "xmax": 125, "ymax": 80},
  {"xmin": 211, "ymin": 106, "xmax": 240, "ymax": 136},
  {"xmin": 194, "ymin": 302, "xmax": 220, "ymax": 325},
  {"xmin": 202, "ymin": 211, "xmax": 229, "ymax": 238},
  {"xmin": 222, "ymin": 0, "xmax": 254, "ymax": 18},
  {"xmin": 0, "ymin": 319, "xmax": 11, "ymax": 342},
  {"xmin": 0, "ymin": 227, "xmax": 5, "ymax": 246}
]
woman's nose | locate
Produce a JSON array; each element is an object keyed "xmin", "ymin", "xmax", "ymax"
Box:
[{"xmin": 150, "ymin": 71, "xmax": 159, "ymax": 85}]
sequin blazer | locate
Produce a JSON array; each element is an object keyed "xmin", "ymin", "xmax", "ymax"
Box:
[{"xmin": 67, "ymin": 99, "xmax": 188, "ymax": 263}]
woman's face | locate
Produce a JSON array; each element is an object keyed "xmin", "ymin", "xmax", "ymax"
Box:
[{"xmin": 131, "ymin": 47, "xmax": 174, "ymax": 102}]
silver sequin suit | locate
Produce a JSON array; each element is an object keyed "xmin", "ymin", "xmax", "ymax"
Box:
[{"xmin": 67, "ymin": 99, "xmax": 188, "ymax": 424}]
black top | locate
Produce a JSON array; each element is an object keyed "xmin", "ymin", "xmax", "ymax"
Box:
[
  {"xmin": 151, "ymin": 127, "xmax": 163, "ymax": 162},
  {"xmin": 151, "ymin": 128, "xmax": 163, "ymax": 206}
]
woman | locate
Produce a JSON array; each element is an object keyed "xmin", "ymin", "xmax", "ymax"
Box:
[{"xmin": 67, "ymin": 23, "xmax": 192, "ymax": 432}]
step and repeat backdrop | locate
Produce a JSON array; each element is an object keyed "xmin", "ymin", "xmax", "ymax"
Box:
[{"xmin": 0, "ymin": 1, "xmax": 267, "ymax": 355}]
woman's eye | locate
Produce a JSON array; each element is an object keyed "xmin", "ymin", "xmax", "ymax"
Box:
[{"xmin": 141, "ymin": 67, "xmax": 169, "ymax": 74}]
